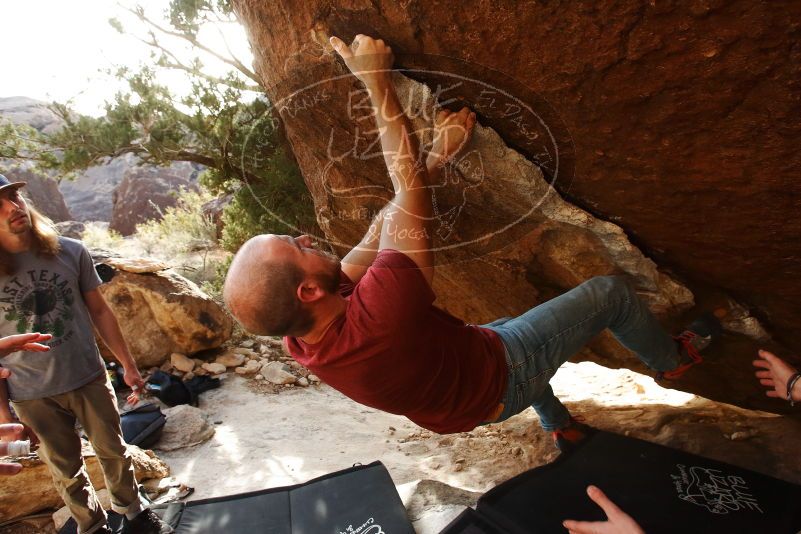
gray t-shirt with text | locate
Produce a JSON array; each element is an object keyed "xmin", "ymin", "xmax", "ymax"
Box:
[{"xmin": 0, "ymin": 237, "xmax": 105, "ymax": 401}]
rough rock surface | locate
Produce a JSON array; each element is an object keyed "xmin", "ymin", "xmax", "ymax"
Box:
[
  {"xmin": 232, "ymin": 0, "xmax": 801, "ymax": 413},
  {"xmin": 110, "ymin": 165, "xmax": 199, "ymax": 236},
  {"xmin": 93, "ymin": 255, "xmax": 233, "ymax": 368},
  {"xmin": 0, "ymin": 443, "xmax": 168, "ymax": 523},
  {"xmin": 156, "ymin": 405, "xmax": 216, "ymax": 451}
]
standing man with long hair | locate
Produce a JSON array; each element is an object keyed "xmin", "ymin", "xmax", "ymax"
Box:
[{"xmin": 0, "ymin": 174, "xmax": 171, "ymax": 534}]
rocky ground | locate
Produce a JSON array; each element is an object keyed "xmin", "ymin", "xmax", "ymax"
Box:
[{"xmin": 3, "ymin": 337, "xmax": 801, "ymax": 533}]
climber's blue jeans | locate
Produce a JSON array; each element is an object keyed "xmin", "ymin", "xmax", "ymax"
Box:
[{"xmin": 482, "ymin": 275, "xmax": 679, "ymax": 431}]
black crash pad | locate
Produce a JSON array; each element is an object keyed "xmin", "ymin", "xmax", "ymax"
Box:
[
  {"xmin": 442, "ymin": 430, "xmax": 801, "ymax": 534},
  {"xmin": 60, "ymin": 461, "xmax": 413, "ymax": 534}
]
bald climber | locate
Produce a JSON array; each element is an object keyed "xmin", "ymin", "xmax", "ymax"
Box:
[{"xmin": 225, "ymin": 35, "xmax": 719, "ymax": 448}]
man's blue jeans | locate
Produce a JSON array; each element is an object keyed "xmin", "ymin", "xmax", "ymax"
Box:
[{"xmin": 482, "ymin": 275, "xmax": 680, "ymax": 431}]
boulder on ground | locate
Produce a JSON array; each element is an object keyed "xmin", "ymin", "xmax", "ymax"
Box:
[
  {"xmin": 156, "ymin": 405, "xmax": 215, "ymax": 451},
  {"xmin": 93, "ymin": 254, "xmax": 233, "ymax": 368},
  {"xmin": 0, "ymin": 443, "xmax": 168, "ymax": 523}
]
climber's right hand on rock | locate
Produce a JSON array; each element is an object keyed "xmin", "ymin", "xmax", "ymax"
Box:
[{"xmin": 330, "ymin": 34, "xmax": 393, "ymax": 89}]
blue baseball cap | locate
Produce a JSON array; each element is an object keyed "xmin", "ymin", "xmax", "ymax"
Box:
[{"xmin": 0, "ymin": 174, "xmax": 26, "ymax": 195}]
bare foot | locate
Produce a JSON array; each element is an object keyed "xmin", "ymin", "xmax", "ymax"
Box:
[{"xmin": 426, "ymin": 106, "xmax": 477, "ymax": 169}]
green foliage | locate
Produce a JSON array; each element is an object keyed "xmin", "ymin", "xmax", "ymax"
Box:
[
  {"xmin": 135, "ymin": 188, "xmax": 218, "ymax": 256},
  {"xmin": 202, "ymin": 147, "xmax": 318, "ymax": 253},
  {"xmin": 200, "ymin": 254, "xmax": 232, "ymax": 300},
  {"xmin": 82, "ymin": 223, "xmax": 126, "ymax": 251}
]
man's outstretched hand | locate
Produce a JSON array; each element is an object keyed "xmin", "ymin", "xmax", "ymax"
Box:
[
  {"xmin": 0, "ymin": 423, "xmax": 26, "ymax": 476},
  {"xmin": 0, "ymin": 333, "xmax": 52, "ymax": 357},
  {"xmin": 123, "ymin": 365, "xmax": 145, "ymax": 405},
  {"xmin": 754, "ymin": 349, "xmax": 800, "ymax": 401},
  {"xmin": 329, "ymin": 34, "xmax": 393, "ymax": 89},
  {"xmin": 563, "ymin": 486, "xmax": 644, "ymax": 534}
]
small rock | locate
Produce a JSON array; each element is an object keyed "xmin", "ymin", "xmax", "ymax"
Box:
[
  {"xmin": 215, "ymin": 351, "xmax": 246, "ymax": 368},
  {"xmin": 254, "ymin": 374, "xmax": 265, "ymax": 380},
  {"xmin": 194, "ymin": 367, "xmax": 208, "ymax": 376},
  {"xmin": 308, "ymin": 374, "xmax": 320, "ymax": 383},
  {"xmin": 202, "ymin": 362, "xmax": 227, "ymax": 375},
  {"xmin": 297, "ymin": 377, "xmax": 309, "ymax": 387},
  {"xmin": 240, "ymin": 339, "xmax": 255, "ymax": 348},
  {"xmin": 159, "ymin": 360, "xmax": 174, "ymax": 373},
  {"xmin": 235, "ymin": 359, "xmax": 262, "ymax": 375},
  {"xmin": 182, "ymin": 372, "xmax": 195, "ymax": 381},
  {"xmin": 232, "ymin": 347, "xmax": 258, "ymax": 358},
  {"xmin": 192, "ymin": 358, "xmax": 205, "ymax": 367},
  {"xmin": 260, "ymin": 361, "xmax": 297, "ymax": 385}
]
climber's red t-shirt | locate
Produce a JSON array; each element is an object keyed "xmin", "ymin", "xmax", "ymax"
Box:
[{"xmin": 285, "ymin": 249, "xmax": 508, "ymax": 434}]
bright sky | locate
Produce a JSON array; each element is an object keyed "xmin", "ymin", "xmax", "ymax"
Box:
[{"xmin": 0, "ymin": 1, "xmax": 254, "ymax": 116}]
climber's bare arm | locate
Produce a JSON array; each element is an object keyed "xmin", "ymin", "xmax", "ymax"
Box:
[
  {"xmin": 340, "ymin": 208, "xmax": 385, "ymax": 283},
  {"xmin": 331, "ymin": 34, "xmax": 434, "ymax": 285}
]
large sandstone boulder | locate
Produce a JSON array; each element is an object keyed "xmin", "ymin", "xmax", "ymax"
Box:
[
  {"xmin": 110, "ymin": 164, "xmax": 200, "ymax": 236},
  {"xmin": 231, "ymin": 0, "xmax": 801, "ymax": 414},
  {"xmin": 0, "ymin": 443, "xmax": 168, "ymax": 523},
  {"xmin": 93, "ymin": 254, "xmax": 233, "ymax": 368}
]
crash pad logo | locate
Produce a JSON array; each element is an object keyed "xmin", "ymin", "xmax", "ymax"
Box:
[
  {"xmin": 1, "ymin": 270, "xmax": 75, "ymax": 344},
  {"xmin": 671, "ymin": 464, "xmax": 763, "ymax": 515},
  {"xmin": 339, "ymin": 516, "xmax": 384, "ymax": 534}
]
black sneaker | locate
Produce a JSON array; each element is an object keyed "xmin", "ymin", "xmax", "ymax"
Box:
[
  {"xmin": 123, "ymin": 509, "xmax": 173, "ymax": 534},
  {"xmin": 96, "ymin": 527, "xmax": 113, "ymax": 534},
  {"xmin": 658, "ymin": 312, "xmax": 723, "ymax": 381},
  {"xmin": 551, "ymin": 417, "xmax": 594, "ymax": 453}
]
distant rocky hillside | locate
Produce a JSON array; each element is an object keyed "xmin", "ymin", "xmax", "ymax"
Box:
[
  {"xmin": 0, "ymin": 96, "xmax": 200, "ymax": 226},
  {"xmin": 0, "ymin": 96, "xmax": 63, "ymax": 134}
]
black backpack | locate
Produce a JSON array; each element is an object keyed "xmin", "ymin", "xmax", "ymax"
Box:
[
  {"xmin": 146, "ymin": 370, "xmax": 221, "ymax": 407},
  {"xmin": 120, "ymin": 403, "xmax": 166, "ymax": 449}
]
